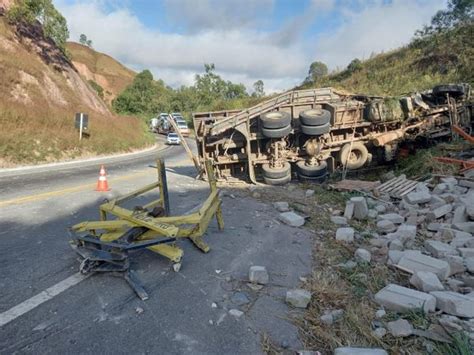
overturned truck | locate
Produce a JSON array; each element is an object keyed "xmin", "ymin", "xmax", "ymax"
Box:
[{"xmin": 193, "ymin": 84, "xmax": 473, "ymax": 185}]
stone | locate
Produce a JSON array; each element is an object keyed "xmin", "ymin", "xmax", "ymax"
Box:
[
  {"xmin": 351, "ymin": 197, "xmax": 369, "ymax": 220},
  {"xmin": 372, "ymin": 327, "xmax": 387, "ymax": 339},
  {"xmin": 355, "ymin": 248, "xmax": 371, "ymax": 263},
  {"xmin": 397, "ymin": 252, "xmax": 451, "ymax": 280},
  {"xmin": 387, "ymin": 319, "xmax": 413, "ymax": 337},
  {"xmin": 273, "ymin": 201, "xmax": 290, "ymax": 212},
  {"xmin": 453, "ymin": 222, "xmax": 474, "ymax": 234},
  {"xmin": 441, "ymin": 177, "xmax": 458, "ymax": 185},
  {"xmin": 252, "ymin": 192, "xmax": 261, "ymax": 199},
  {"xmin": 389, "ymin": 239, "xmax": 404, "ymax": 251},
  {"xmin": 424, "ymin": 240, "xmax": 458, "ymax": 258},
  {"xmin": 430, "ymin": 195, "xmax": 447, "ymax": 206},
  {"xmin": 428, "ymin": 204, "xmax": 453, "ymax": 221},
  {"xmin": 446, "ymin": 278, "xmax": 464, "ymax": 292},
  {"xmin": 334, "ymin": 348, "xmax": 388, "ymax": 355},
  {"xmin": 368, "ymin": 209, "xmax": 378, "ymax": 219},
  {"xmin": 443, "ymin": 255, "xmax": 467, "ymax": 276},
  {"xmin": 375, "ymin": 204, "xmax": 387, "ymax": 213},
  {"xmin": 320, "ymin": 314, "xmax": 333, "ymax": 325},
  {"xmin": 433, "ymin": 183, "xmax": 451, "ymax": 194},
  {"xmin": 430, "ymin": 291, "xmax": 474, "ymax": 318},
  {"xmin": 344, "ymin": 201, "xmax": 354, "ymax": 220},
  {"xmin": 453, "ymin": 205, "xmax": 468, "ymax": 224},
  {"xmin": 331, "ymin": 216, "xmax": 348, "ymax": 225},
  {"xmin": 465, "ymin": 257, "xmax": 474, "ymax": 273},
  {"xmin": 405, "ymin": 191, "xmax": 431, "ymax": 204},
  {"xmin": 305, "ymin": 189, "xmax": 315, "ymax": 198},
  {"xmin": 377, "ymin": 220, "xmax": 397, "ymax": 233},
  {"xmin": 375, "ymin": 309, "xmax": 386, "ymax": 319},
  {"xmin": 279, "ymin": 211, "xmax": 305, "ymax": 227},
  {"xmin": 459, "ymin": 179, "xmax": 474, "ymax": 189},
  {"xmin": 459, "ymin": 248, "xmax": 474, "ymax": 258},
  {"xmin": 449, "ymin": 232, "xmax": 474, "ymax": 248},
  {"xmin": 229, "ymin": 309, "xmax": 244, "ymax": 318},
  {"xmin": 331, "ymin": 309, "xmax": 344, "ymax": 320},
  {"xmin": 231, "ymin": 292, "xmax": 250, "ymax": 305},
  {"xmin": 378, "ymin": 213, "xmax": 404, "ymax": 224},
  {"xmin": 397, "ymin": 224, "xmax": 417, "ymax": 241},
  {"xmin": 410, "ymin": 271, "xmax": 444, "ymax": 292},
  {"xmin": 427, "ymin": 223, "xmax": 451, "ymax": 232},
  {"xmin": 286, "ymin": 289, "xmax": 311, "ymax": 308},
  {"xmin": 388, "ymin": 250, "xmax": 404, "ymax": 265},
  {"xmin": 249, "ymin": 266, "xmax": 269, "ymax": 285},
  {"xmin": 374, "ymin": 284, "xmax": 436, "ymax": 313},
  {"xmin": 336, "ymin": 227, "xmax": 355, "ymax": 242}
]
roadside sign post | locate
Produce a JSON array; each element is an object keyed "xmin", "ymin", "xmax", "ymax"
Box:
[{"xmin": 75, "ymin": 113, "xmax": 89, "ymax": 141}]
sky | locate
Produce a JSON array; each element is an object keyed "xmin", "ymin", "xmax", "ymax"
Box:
[{"xmin": 54, "ymin": 0, "xmax": 447, "ymax": 93}]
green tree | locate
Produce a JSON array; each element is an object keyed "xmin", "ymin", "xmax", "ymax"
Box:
[
  {"xmin": 417, "ymin": 0, "xmax": 473, "ymax": 36},
  {"xmin": 79, "ymin": 33, "xmax": 87, "ymax": 45},
  {"xmin": 86, "ymin": 39, "xmax": 93, "ymax": 48},
  {"xmin": 8, "ymin": 0, "xmax": 69, "ymax": 52},
  {"xmin": 305, "ymin": 61, "xmax": 328, "ymax": 83},
  {"xmin": 252, "ymin": 80, "xmax": 265, "ymax": 97},
  {"xmin": 347, "ymin": 58, "xmax": 363, "ymax": 73}
]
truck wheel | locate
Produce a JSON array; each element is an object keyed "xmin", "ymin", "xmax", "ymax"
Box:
[
  {"xmin": 263, "ymin": 174, "xmax": 291, "ymax": 185},
  {"xmin": 262, "ymin": 162, "xmax": 291, "ymax": 179},
  {"xmin": 298, "ymin": 173, "xmax": 327, "ymax": 183},
  {"xmin": 296, "ymin": 160, "xmax": 327, "ymax": 177},
  {"xmin": 261, "ymin": 124, "xmax": 292, "ymax": 138},
  {"xmin": 260, "ymin": 111, "xmax": 291, "ymax": 129},
  {"xmin": 299, "ymin": 109, "xmax": 331, "ymax": 126},
  {"xmin": 433, "ymin": 84, "xmax": 465, "ymax": 98},
  {"xmin": 301, "ymin": 122, "xmax": 330, "ymax": 136},
  {"xmin": 339, "ymin": 142, "xmax": 369, "ymax": 170}
]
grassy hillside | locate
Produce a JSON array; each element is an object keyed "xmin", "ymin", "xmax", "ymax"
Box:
[
  {"xmin": 0, "ymin": 16, "xmax": 152, "ymax": 167},
  {"xmin": 66, "ymin": 42, "xmax": 135, "ymax": 104},
  {"xmin": 301, "ymin": 23, "xmax": 473, "ymax": 96}
]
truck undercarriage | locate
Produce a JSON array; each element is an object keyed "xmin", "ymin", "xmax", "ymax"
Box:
[{"xmin": 193, "ymin": 84, "xmax": 473, "ymax": 184}]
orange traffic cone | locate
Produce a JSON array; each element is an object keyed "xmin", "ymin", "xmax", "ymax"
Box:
[{"xmin": 95, "ymin": 165, "xmax": 110, "ymax": 191}]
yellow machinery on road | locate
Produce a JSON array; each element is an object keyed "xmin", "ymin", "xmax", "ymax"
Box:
[{"xmin": 70, "ymin": 159, "xmax": 224, "ymax": 300}]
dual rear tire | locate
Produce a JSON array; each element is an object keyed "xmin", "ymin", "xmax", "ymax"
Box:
[
  {"xmin": 300, "ymin": 109, "xmax": 331, "ymax": 136},
  {"xmin": 260, "ymin": 111, "xmax": 292, "ymax": 138}
]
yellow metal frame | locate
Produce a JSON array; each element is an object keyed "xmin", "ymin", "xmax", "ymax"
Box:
[{"xmin": 71, "ymin": 160, "xmax": 224, "ymax": 264}]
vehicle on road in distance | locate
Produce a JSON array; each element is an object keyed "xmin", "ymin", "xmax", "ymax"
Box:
[
  {"xmin": 192, "ymin": 84, "xmax": 472, "ymax": 185},
  {"xmin": 171, "ymin": 112, "xmax": 190, "ymax": 137},
  {"xmin": 166, "ymin": 132, "xmax": 181, "ymax": 145},
  {"xmin": 149, "ymin": 117, "xmax": 159, "ymax": 133}
]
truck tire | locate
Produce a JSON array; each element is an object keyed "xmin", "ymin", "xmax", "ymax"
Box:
[
  {"xmin": 433, "ymin": 84, "xmax": 465, "ymax": 98},
  {"xmin": 263, "ymin": 174, "xmax": 291, "ymax": 185},
  {"xmin": 261, "ymin": 124, "xmax": 292, "ymax": 138},
  {"xmin": 299, "ymin": 109, "xmax": 331, "ymax": 126},
  {"xmin": 301, "ymin": 122, "xmax": 330, "ymax": 136},
  {"xmin": 339, "ymin": 142, "xmax": 369, "ymax": 170},
  {"xmin": 262, "ymin": 162, "xmax": 291, "ymax": 179},
  {"xmin": 298, "ymin": 173, "xmax": 327, "ymax": 184},
  {"xmin": 259, "ymin": 111, "xmax": 291, "ymax": 129},
  {"xmin": 296, "ymin": 160, "xmax": 327, "ymax": 177}
]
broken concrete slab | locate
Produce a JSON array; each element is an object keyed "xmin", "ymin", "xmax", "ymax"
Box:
[
  {"xmin": 387, "ymin": 319, "xmax": 413, "ymax": 337},
  {"xmin": 453, "ymin": 222, "xmax": 474, "ymax": 234},
  {"xmin": 449, "ymin": 232, "xmax": 474, "ymax": 248},
  {"xmin": 334, "ymin": 348, "xmax": 388, "ymax": 355},
  {"xmin": 330, "ymin": 216, "xmax": 348, "ymax": 225},
  {"xmin": 397, "ymin": 224, "xmax": 417, "ymax": 241},
  {"xmin": 452, "ymin": 206, "xmax": 468, "ymax": 224},
  {"xmin": 430, "ymin": 291, "xmax": 474, "ymax": 318},
  {"xmin": 442, "ymin": 255, "xmax": 467, "ymax": 276},
  {"xmin": 465, "ymin": 257, "xmax": 474, "ymax": 273},
  {"xmin": 397, "ymin": 253, "xmax": 450, "ymax": 280},
  {"xmin": 344, "ymin": 201, "xmax": 354, "ymax": 220},
  {"xmin": 458, "ymin": 248, "xmax": 474, "ymax": 258},
  {"xmin": 427, "ymin": 204, "xmax": 453, "ymax": 221},
  {"xmin": 305, "ymin": 189, "xmax": 315, "ymax": 198},
  {"xmin": 229, "ymin": 309, "xmax": 244, "ymax": 318},
  {"xmin": 336, "ymin": 227, "xmax": 354, "ymax": 242},
  {"xmin": 249, "ymin": 266, "xmax": 269, "ymax": 285},
  {"xmin": 286, "ymin": 289, "xmax": 311, "ymax": 308},
  {"xmin": 424, "ymin": 240, "xmax": 458, "ymax": 258},
  {"xmin": 405, "ymin": 191, "xmax": 431, "ymax": 205},
  {"xmin": 273, "ymin": 202, "xmax": 290, "ymax": 212},
  {"xmin": 350, "ymin": 196, "xmax": 369, "ymax": 220},
  {"xmin": 377, "ymin": 220, "xmax": 397, "ymax": 233},
  {"xmin": 389, "ymin": 239, "xmax": 404, "ymax": 251},
  {"xmin": 427, "ymin": 223, "xmax": 451, "ymax": 232},
  {"xmin": 355, "ymin": 248, "xmax": 371, "ymax": 263},
  {"xmin": 374, "ymin": 284, "xmax": 436, "ymax": 313},
  {"xmin": 279, "ymin": 212, "xmax": 305, "ymax": 227},
  {"xmin": 409, "ymin": 271, "xmax": 444, "ymax": 292},
  {"xmin": 378, "ymin": 213, "xmax": 404, "ymax": 224}
]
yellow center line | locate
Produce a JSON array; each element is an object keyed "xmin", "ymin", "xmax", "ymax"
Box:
[{"xmin": 0, "ymin": 170, "xmax": 153, "ymax": 207}]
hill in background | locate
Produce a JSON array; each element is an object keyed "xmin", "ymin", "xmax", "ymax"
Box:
[{"xmin": 66, "ymin": 42, "xmax": 135, "ymax": 104}]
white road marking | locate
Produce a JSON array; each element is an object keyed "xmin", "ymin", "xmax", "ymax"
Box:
[{"xmin": 0, "ymin": 273, "xmax": 89, "ymax": 327}]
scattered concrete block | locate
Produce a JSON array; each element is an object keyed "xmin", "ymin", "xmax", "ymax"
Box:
[
  {"xmin": 430, "ymin": 291, "xmax": 474, "ymax": 318},
  {"xmin": 330, "ymin": 216, "xmax": 348, "ymax": 225},
  {"xmin": 453, "ymin": 222, "xmax": 474, "ymax": 234},
  {"xmin": 351, "ymin": 196, "xmax": 369, "ymax": 220},
  {"xmin": 387, "ymin": 319, "xmax": 413, "ymax": 337},
  {"xmin": 409, "ymin": 271, "xmax": 444, "ymax": 292},
  {"xmin": 375, "ymin": 204, "xmax": 387, "ymax": 213},
  {"xmin": 449, "ymin": 232, "xmax": 474, "ymax": 248},
  {"xmin": 441, "ymin": 177, "xmax": 458, "ymax": 185},
  {"xmin": 368, "ymin": 209, "xmax": 378, "ymax": 219},
  {"xmin": 427, "ymin": 223, "xmax": 451, "ymax": 232},
  {"xmin": 273, "ymin": 201, "xmax": 289, "ymax": 212},
  {"xmin": 279, "ymin": 211, "xmax": 305, "ymax": 227},
  {"xmin": 320, "ymin": 313, "xmax": 333, "ymax": 325},
  {"xmin": 389, "ymin": 239, "xmax": 404, "ymax": 251},
  {"xmin": 355, "ymin": 248, "xmax": 371, "ymax": 263},
  {"xmin": 375, "ymin": 284, "xmax": 436, "ymax": 313},
  {"xmin": 377, "ymin": 220, "xmax": 397, "ymax": 233},
  {"xmin": 397, "ymin": 253, "xmax": 450, "ymax": 280},
  {"xmin": 452, "ymin": 205, "xmax": 468, "ymax": 224},
  {"xmin": 427, "ymin": 204, "xmax": 453, "ymax": 221},
  {"xmin": 425, "ymin": 240, "xmax": 458, "ymax": 258},
  {"xmin": 334, "ymin": 348, "xmax": 388, "ymax": 355},
  {"xmin": 375, "ymin": 309, "xmax": 386, "ymax": 319},
  {"xmin": 459, "ymin": 248, "xmax": 474, "ymax": 258},
  {"xmin": 372, "ymin": 327, "xmax": 387, "ymax": 339},
  {"xmin": 378, "ymin": 213, "xmax": 404, "ymax": 224},
  {"xmin": 249, "ymin": 266, "xmax": 269, "ymax": 285},
  {"xmin": 344, "ymin": 201, "xmax": 354, "ymax": 220},
  {"xmin": 397, "ymin": 224, "xmax": 417, "ymax": 241},
  {"xmin": 336, "ymin": 227, "xmax": 354, "ymax": 242},
  {"xmin": 229, "ymin": 309, "xmax": 244, "ymax": 318},
  {"xmin": 388, "ymin": 250, "xmax": 404, "ymax": 265},
  {"xmin": 465, "ymin": 257, "xmax": 474, "ymax": 273},
  {"xmin": 405, "ymin": 191, "xmax": 431, "ymax": 204},
  {"xmin": 305, "ymin": 189, "xmax": 315, "ymax": 198},
  {"xmin": 446, "ymin": 278, "xmax": 464, "ymax": 292},
  {"xmin": 433, "ymin": 183, "xmax": 451, "ymax": 194},
  {"xmin": 442, "ymin": 255, "xmax": 466, "ymax": 276},
  {"xmin": 459, "ymin": 179, "xmax": 474, "ymax": 189},
  {"xmin": 286, "ymin": 289, "xmax": 311, "ymax": 308}
]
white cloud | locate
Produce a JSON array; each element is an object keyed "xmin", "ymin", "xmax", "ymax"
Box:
[{"xmin": 55, "ymin": 0, "xmax": 446, "ymax": 93}]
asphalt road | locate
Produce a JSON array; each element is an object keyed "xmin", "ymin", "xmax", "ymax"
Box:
[{"xmin": 0, "ymin": 137, "xmax": 312, "ymax": 354}]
